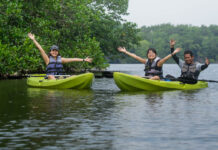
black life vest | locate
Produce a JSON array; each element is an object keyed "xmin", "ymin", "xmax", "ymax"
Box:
[
  {"xmin": 144, "ymin": 57, "xmax": 163, "ymax": 77},
  {"xmin": 46, "ymin": 56, "xmax": 64, "ymax": 75}
]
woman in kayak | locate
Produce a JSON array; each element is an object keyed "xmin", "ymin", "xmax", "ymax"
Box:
[
  {"xmin": 117, "ymin": 47, "xmax": 181, "ymax": 80},
  {"xmin": 28, "ymin": 33, "xmax": 92, "ymax": 80}
]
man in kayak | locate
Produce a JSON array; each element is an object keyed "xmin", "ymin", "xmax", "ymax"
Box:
[
  {"xmin": 170, "ymin": 39, "xmax": 209, "ymax": 84},
  {"xmin": 28, "ymin": 33, "xmax": 93, "ymax": 80},
  {"xmin": 117, "ymin": 47, "xmax": 181, "ymax": 80}
]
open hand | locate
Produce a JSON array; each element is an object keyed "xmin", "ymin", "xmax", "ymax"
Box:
[
  {"xmin": 172, "ymin": 48, "xmax": 181, "ymax": 55},
  {"xmin": 28, "ymin": 33, "xmax": 35, "ymax": 40},
  {"xmin": 205, "ymin": 57, "xmax": 209, "ymax": 65},
  {"xmin": 84, "ymin": 57, "xmax": 93, "ymax": 63},
  {"xmin": 170, "ymin": 39, "xmax": 176, "ymax": 47},
  {"xmin": 117, "ymin": 47, "xmax": 127, "ymax": 53}
]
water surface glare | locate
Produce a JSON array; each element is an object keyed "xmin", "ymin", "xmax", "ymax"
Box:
[{"xmin": 0, "ymin": 64, "xmax": 218, "ymax": 150}]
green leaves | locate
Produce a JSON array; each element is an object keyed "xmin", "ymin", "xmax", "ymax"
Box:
[
  {"xmin": 1, "ymin": 0, "xmax": 139, "ymax": 75},
  {"xmin": 129, "ymin": 24, "xmax": 218, "ymax": 64}
]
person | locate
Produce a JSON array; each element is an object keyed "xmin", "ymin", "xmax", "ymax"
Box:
[
  {"xmin": 28, "ymin": 33, "xmax": 93, "ymax": 80},
  {"xmin": 170, "ymin": 39, "xmax": 209, "ymax": 84},
  {"xmin": 117, "ymin": 47, "xmax": 181, "ymax": 80}
]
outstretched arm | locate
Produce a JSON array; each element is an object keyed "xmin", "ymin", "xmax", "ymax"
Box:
[
  {"xmin": 28, "ymin": 33, "xmax": 49, "ymax": 65},
  {"xmin": 62, "ymin": 57, "xmax": 93, "ymax": 64},
  {"xmin": 117, "ymin": 47, "xmax": 146, "ymax": 64},
  {"xmin": 157, "ymin": 48, "xmax": 181, "ymax": 67}
]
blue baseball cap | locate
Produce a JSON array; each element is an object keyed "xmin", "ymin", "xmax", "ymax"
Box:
[{"xmin": 50, "ymin": 45, "xmax": 59, "ymax": 51}]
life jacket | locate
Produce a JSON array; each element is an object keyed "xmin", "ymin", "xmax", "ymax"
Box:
[
  {"xmin": 144, "ymin": 57, "xmax": 163, "ymax": 77},
  {"xmin": 181, "ymin": 62, "xmax": 200, "ymax": 80},
  {"xmin": 46, "ymin": 56, "xmax": 64, "ymax": 75}
]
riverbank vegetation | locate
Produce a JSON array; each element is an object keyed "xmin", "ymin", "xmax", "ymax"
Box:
[
  {"xmin": 0, "ymin": 0, "xmax": 139, "ymax": 77},
  {"xmin": 117, "ymin": 24, "xmax": 218, "ymax": 64}
]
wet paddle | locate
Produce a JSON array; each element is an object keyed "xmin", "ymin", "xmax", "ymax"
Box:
[{"xmin": 165, "ymin": 74, "xmax": 218, "ymax": 83}]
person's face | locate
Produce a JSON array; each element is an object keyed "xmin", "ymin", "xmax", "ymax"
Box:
[
  {"xmin": 50, "ymin": 49, "xmax": 59, "ymax": 57},
  {"xmin": 184, "ymin": 54, "xmax": 194, "ymax": 64},
  {"xmin": 147, "ymin": 50, "xmax": 156, "ymax": 60}
]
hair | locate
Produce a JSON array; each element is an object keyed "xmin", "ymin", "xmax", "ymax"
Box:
[
  {"xmin": 184, "ymin": 50, "xmax": 193, "ymax": 57},
  {"xmin": 147, "ymin": 48, "xmax": 157, "ymax": 57}
]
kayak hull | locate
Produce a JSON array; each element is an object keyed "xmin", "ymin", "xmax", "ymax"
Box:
[
  {"xmin": 27, "ymin": 73, "xmax": 94, "ymax": 89},
  {"xmin": 113, "ymin": 72, "xmax": 208, "ymax": 91}
]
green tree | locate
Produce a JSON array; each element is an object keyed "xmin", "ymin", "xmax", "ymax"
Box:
[
  {"xmin": 129, "ymin": 24, "xmax": 218, "ymax": 64},
  {"xmin": 0, "ymin": 0, "xmax": 140, "ymax": 76}
]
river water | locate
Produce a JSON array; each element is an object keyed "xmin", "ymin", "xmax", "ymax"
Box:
[{"xmin": 0, "ymin": 64, "xmax": 218, "ymax": 150}]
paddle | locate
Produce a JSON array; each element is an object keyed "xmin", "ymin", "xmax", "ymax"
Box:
[
  {"xmin": 164, "ymin": 74, "xmax": 218, "ymax": 83},
  {"xmin": 198, "ymin": 79, "xmax": 218, "ymax": 83}
]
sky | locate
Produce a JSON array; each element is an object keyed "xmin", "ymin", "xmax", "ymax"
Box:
[{"xmin": 124, "ymin": 0, "xmax": 218, "ymax": 27}]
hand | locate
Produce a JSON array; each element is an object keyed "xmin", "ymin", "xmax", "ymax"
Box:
[
  {"xmin": 172, "ymin": 48, "xmax": 181, "ymax": 55},
  {"xmin": 117, "ymin": 47, "xmax": 127, "ymax": 53},
  {"xmin": 170, "ymin": 39, "xmax": 176, "ymax": 47},
  {"xmin": 84, "ymin": 57, "xmax": 93, "ymax": 63},
  {"xmin": 28, "ymin": 33, "xmax": 35, "ymax": 40},
  {"xmin": 205, "ymin": 57, "xmax": 209, "ymax": 65}
]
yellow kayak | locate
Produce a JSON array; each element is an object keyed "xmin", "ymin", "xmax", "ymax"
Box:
[
  {"xmin": 27, "ymin": 73, "xmax": 94, "ymax": 89},
  {"xmin": 113, "ymin": 72, "xmax": 208, "ymax": 91}
]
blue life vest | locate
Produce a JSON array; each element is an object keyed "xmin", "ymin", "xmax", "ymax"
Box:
[
  {"xmin": 46, "ymin": 56, "xmax": 64, "ymax": 75},
  {"xmin": 144, "ymin": 57, "xmax": 163, "ymax": 77}
]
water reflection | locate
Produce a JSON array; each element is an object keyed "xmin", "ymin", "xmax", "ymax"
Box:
[
  {"xmin": 0, "ymin": 86, "xmax": 119, "ymax": 149},
  {"xmin": 24, "ymin": 88, "xmax": 117, "ymax": 149},
  {"xmin": 115, "ymin": 91, "xmax": 165, "ymax": 106},
  {"xmin": 0, "ymin": 79, "xmax": 29, "ymax": 123},
  {"xmin": 27, "ymin": 88, "xmax": 94, "ymax": 112}
]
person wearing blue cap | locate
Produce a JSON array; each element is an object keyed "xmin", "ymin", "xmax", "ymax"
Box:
[{"xmin": 28, "ymin": 33, "xmax": 93, "ymax": 80}]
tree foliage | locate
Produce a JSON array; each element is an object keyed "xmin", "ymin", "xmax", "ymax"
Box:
[
  {"xmin": 0, "ymin": 0, "xmax": 139, "ymax": 75},
  {"xmin": 118, "ymin": 24, "xmax": 218, "ymax": 63}
]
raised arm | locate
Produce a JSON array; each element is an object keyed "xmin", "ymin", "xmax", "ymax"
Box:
[
  {"xmin": 117, "ymin": 47, "xmax": 146, "ymax": 64},
  {"xmin": 62, "ymin": 57, "xmax": 93, "ymax": 64},
  {"xmin": 200, "ymin": 57, "xmax": 210, "ymax": 70},
  {"xmin": 157, "ymin": 48, "xmax": 181, "ymax": 67},
  {"xmin": 28, "ymin": 33, "xmax": 49, "ymax": 65},
  {"xmin": 170, "ymin": 39, "xmax": 180, "ymax": 64}
]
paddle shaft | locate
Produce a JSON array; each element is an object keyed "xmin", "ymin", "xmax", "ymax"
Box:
[
  {"xmin": 198, "ymin": 79, "xmax": 218, "ymax": 83},
  {"xmin": 164, "ymin": 74, "xmax": 218, "ymax": 83},
  {"xmin": 144, "ymin": 74, "xmax": 218, "ymax": 83}
]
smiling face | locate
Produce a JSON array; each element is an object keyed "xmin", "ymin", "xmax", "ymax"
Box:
[
  {"xmin": 184, "ymin": 54, "xmax": 194, "ymax": 64},
  {"xmin": 147, "ymin": 49, "xmax": 157, "ymax": 60},
  {"xmin": 50, "ymin": 49, "xmax": 59, "ymax": 57}
]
